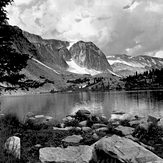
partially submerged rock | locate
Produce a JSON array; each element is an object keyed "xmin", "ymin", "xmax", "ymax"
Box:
[
  {"xmin": 76, "ymin": 109, "xmax": 91, "ymax": 120},
  {"xmin": 110, "ymin": 113, "xmax": 135, "ymax": 122},
  {"xmin": 39, "ymin": 145, "xmax": 93, "ymax": 163},
  {"xmin": 27, "ymin": 114, "xmax": 54, "ymax": 126},
  {"xmin": 92, "ymin": 135, "xmax": 163, "ymax": 163}
]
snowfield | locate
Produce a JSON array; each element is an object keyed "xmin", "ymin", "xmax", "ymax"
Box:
[{"xmin": 66, "ymin": 59, "xmax": 102, "ymax": 76}]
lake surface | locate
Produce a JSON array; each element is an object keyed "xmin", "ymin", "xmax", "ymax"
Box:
[{"xmin": 1, "ymin": 90, "xmax": 163, "ymax": 122}]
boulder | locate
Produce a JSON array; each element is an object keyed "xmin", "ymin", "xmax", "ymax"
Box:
[
  {"xmin": 99, "ymin": 115, "xmax": 108, "ymax": 124},
  {"xmin": 28, "ymin": 115, "xmax": 54, "ymax": 126},
  {"xmin": 157, "ymin": 118, "xmax": 163, "ymax": 129},
  {"xmin": 147, "ymin": 114, "xmax": 160, "ymax": 124},
  {"xmin": 62, "ymin": 135, "xmax": 83, "ymax": 143},
  {"xmin": 110, "ymin": 113, "xmax": 135, "ymax": 122},
  {"xmin": 94, "ymin": 127, "xmax": 108, "ymax": 132},
  {"xmin": 92, "ymin": 123, "xmax": 107, "ymax": 129},
  {"xmin": 89, "ymin": 115, "xmax": 101, "ymax": 123},
  {"xmin": 39, "ymin": 145, "xmax": 93, "ymax": 163},
  {"xmin": 62, "ymin": 116, "xmax": 74, "ymax": 123},
  {"xmin": 82, "ymin": 127, "xmax": 91, "ymax": 132},
  {"xmin": 129, "ymin": 118, "xmax": 146, "ymax": 128},
  {"xmin": 114, "ymin": 125, "xmax": 134, "ymax": 136},
  {"xmin": 92, "ymin": 135, "xmax": 163, "ymax": 163},
  {"xmin": 53, "ymin": 126, "xmax": 74, "ymax": 131},
  {"xmin": 79, "ymin": 120, "xmax": 87, "ymax": 127},
  {"xmin": 75, "ymin": 127, "xmax": 82, "ymax": 131},
  {"xmin": 76, "ymin": 109, "xmax": 91, "ymax": 120},
  {"xmin": 133, "ymin": 121, "xmax": 152, "ymax": 139},
  {"xmin": 4, "ymin": 136, "xmax": 20, "ymax": 159},
  {"xmin": 92, "ymin": 133, "xmax": 99, "ymax": 140}
]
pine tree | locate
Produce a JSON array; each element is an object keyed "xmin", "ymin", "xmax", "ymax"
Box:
[{"xmin": 0, "ymin": 0, "xmax": 28, "ymax": 85}]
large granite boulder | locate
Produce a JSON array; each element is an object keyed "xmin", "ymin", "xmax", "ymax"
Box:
[
  {"xmin": 92, "ymin": 135, "xmax": 163, "ymax": 163},
  {"xmin": 4, "ymin": 136, "xmax": 20, "ymax": 159},
  {"xmin": 76, "ymin": 109, "xmax": 91, "ymax": 120},
  {"xmin": 39, "ymin": 145, "xmax": 93, "ymax": 163}
]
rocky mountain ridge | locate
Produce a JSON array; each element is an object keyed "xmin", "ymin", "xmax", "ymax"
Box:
[
  {"xmin": 2, "ymin": 25, "xmax": 115, "ymax": 93},
  {"xmin": 69, "ymin": 41, "xmax": 113, "ymax": 72},
  {"xmin": 3, "ymin": 25, "xmax": 163, "ymax": 94},
  {"xmin": 107, "ymin": 54, "xmax": 163, "ymax": 76}
]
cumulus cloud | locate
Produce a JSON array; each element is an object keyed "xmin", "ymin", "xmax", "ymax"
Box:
[{"xmin": 6, "ymin": 0, "xmax": 163, "ymax": 57}]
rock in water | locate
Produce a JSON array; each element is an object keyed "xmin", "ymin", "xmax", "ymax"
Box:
[
  {"xmin": 39, "ymin": 145, "xmax": 93, "ymax": 163},
  {"xmin": 92, "ymin": 135, "xmax": 163, "ymax": 163},
  {"xmin": 76, "ymin": 109, "xmax": 91, "ymax": 120},
  {"xmin": 4, "ymin": 136, "xmax": 20, "ymax": 159}
]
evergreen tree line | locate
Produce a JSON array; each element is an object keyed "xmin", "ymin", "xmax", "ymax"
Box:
[{"xmin": 122, "ymin": 68, "xmax": 163, "ymax": 90}]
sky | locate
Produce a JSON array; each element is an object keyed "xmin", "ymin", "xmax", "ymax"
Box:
[{"xmin": 6, "ymin": 0, "xmax": 163, "ymax": 58}]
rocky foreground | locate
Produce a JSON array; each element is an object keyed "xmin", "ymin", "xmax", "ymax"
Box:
[{"xmin": 3, "ymin": 110, "xmax": 163, "ymax": 163}]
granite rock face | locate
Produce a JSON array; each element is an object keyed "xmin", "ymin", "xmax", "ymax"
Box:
[
  {"xmin": 39, "ymin": 145, "xmax": 93, "ymax": 163},
  {"xmin": 92, "ymin": 135, "xmax": 163, "ymax": 163},
  {"xmin": 69, "ymin": 41, "xmax": 113, "ymax": 72}
]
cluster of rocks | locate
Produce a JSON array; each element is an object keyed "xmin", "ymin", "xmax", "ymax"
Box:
[{"xmin": 4, "ymin": 109, "xmax": 163, "ymax": 163}]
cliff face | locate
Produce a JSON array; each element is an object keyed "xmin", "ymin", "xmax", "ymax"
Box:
[{"xmin": 69, "ymin": 41, "xmax": 113, "ymax": 72}]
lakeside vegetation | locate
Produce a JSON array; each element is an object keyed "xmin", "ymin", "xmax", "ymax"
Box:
[
  {"xmin": 65, "ymin": 68, "xmax": 163, "ymax": 92},
  {"xmin": 122, "ymin": 68, "xmax": 163, "ymax": 90}
]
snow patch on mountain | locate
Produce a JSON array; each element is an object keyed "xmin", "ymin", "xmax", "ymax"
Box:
[
  {"xmin": 107, "ymin": 69, "xmax": 122, "ymax": 78},
  {"xmin": 32, "ymin": 58, "xmax": 59, "ymax": 74},
  {"xmin": 67, "ymin": 41, "xmax": 76, "ymax": 50},
  {"xmin": 107, "ymin": 58, "xmax": 149, "ymax": 68},
  {"xmin": 66, "ymin": 59, "xmax": 102, "ymax": 76},
  {"xmin": 108, "ymin": 59, "xmax": 133, "ymax": 67}
]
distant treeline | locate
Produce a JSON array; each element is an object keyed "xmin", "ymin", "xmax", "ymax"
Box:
[{"xmin": 122, "ymin": 68, "xmax": 163, "ymax": 90}]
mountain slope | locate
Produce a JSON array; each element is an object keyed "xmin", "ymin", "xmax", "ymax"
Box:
[
  {"xmin": 22, "ymin": 30, "xmax": 69, "ymax": 70},
  {"xmin": 107, "ymin": 54, "xmax": 163, "ymax": 76},
  {"xmin": 2, "ymin": 25, "xmax": 71, "ymax": 92}
]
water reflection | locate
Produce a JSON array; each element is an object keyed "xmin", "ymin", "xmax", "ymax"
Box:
[{"xmin": 0, "ymin": 90, "xmax": 163, "ymax": 121}]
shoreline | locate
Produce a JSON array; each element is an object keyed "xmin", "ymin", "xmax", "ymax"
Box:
[
  {"xmin": 1, "ymin": 110, "xmax": 163, "ymax": 162},
  {"xmin": 1, "ymin": 88, "xmax": 163, "ymax": 97}
]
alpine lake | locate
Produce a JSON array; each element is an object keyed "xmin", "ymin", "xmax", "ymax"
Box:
[{"xmin": 1, "ymin": 89, "xmax": 163, "ymax": 122}]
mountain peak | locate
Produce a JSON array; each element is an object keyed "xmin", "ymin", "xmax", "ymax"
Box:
[{"xmin": 69, "ymin": 40, "xmax": 112, "ymax": 72}]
